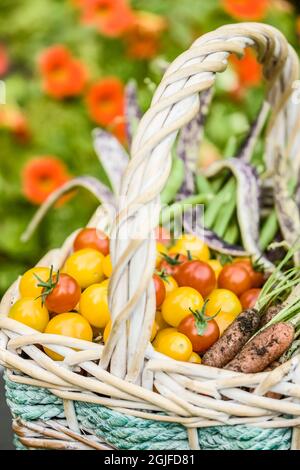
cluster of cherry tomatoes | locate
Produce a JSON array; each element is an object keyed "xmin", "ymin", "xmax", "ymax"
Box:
[
  {"xmin": 9, "ymin": 226, "xmax": 265, "ymax": 364},
  {"xmin": 151, "ymin": 232, "xmax": 264, "ymax": 363}
]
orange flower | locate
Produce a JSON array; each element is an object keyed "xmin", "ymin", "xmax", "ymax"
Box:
[
  {"xmin": 22, "ymin": 157, "xmax": 71, "ymax": 205},
  {"xmin": 222, "ymin": 0, "xmax": 269, "ymax": 20},
  {"xmin": 230, "ymin": 48, "xmax": 262, "ymax": 87},
  {"xmin": 38, "ymin": 45, "xmax": 87, "ymax": 99},
  {"xmin": 86, "ymin": 77, "xmax": 125, "ymax": 141},
  {"xmin": 80, "ymin": 0, "xmax": 134, "ymax": 37},
  {"xmin": 0, "ymin": 44, "xmax": 9, "ymax": 76},
  {"xmin": 125, "ymin": 11, "xmax": 167, "ymax": 60},
  {"xmin": 0, "ymin": 106, "xmax": 30, "ymax": 143}
]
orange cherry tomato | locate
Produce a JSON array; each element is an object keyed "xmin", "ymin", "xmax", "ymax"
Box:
[
  {"xmin": 154, "ymin": 327, "xmax": 177, "ymax": 340},
  {"xmin": 207, "ymin": 259, "xmax": 223, "ymax": 279},
  {"xmin": 161, "ymin": 286, "xmax": 204, "ymax": 327},
  {"xmin": 162, "ymin": 276, "xmax": 178, "ymax": 295},
  {"xmin": 159, "ymin": 253, "xmax": 188, "ymax": 277},
  {"xmin": 155, "ymin": 310, "xmax": 169, "ymax": 329},
  {"xmin": 103, "ymin": 254, "xmax": 113, "ymax": 278},
  {"xmin": 205, "ymin": 289, "xmax": 242, "ymax": 335},
  {"xmin": 218, "ymin": 263, "xmax": 252, "ymax": 296},
  {"xmin": 150, "ymin": 321, "xmax": 159, "ymax": 342},
  {"xmin": 63, "ymin": 248, "xmax": 105, "ymax": 289},
  {"xmin": 240, "ymin": 288, "xmax": 261, "ymax": 309},
  {"xmin": 234, "ymin": 259, "xmax": 264, "ymax": 288},
  {"xmin": 44, "ymin": 312, "xmax": 93, "ymax": 361},
  {"xmin": 174, "ymin": 260, "xmax": 216, "ymax": 298},
  {"xmin": 9, "ymin": 298, "xmax": 49, "ymax": 332},
  {"xmin": 153, "ymin": 274, "xmax": 166, "ymax": 308},
  {"xmin": 74, "ymin": 228, "xmax": 109, "ymax": 256},
  {"xmin": 103, "ymin": 320, "xmax": 111, "ymax": 344},
  {"xmin": 44, "ymin": 273, "xmax": 81, "ymax": 314},
  {"xmin": 169, "ymin": 234, "xmax": 210, "ymax": 261},
  {"xmin": 188, "ymin": 352, "xmax": 202, "ymax": 364},
  {"xmin": 19, "ymin": 267, "xmax": 51, "ymax": 298},
  {"xmin": 153, "ymin": 330, "xmax": 192, "ymax": 361},
  {"xmin": 178, "ymin": 314, "xmax": 219, "ymax": 354},
  {"xmin": 79, "ymin": 280, "xmax": 110, "ymax": 328}
]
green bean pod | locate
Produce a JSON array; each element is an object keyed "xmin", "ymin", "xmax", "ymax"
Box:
[
  {"xmin": 195, "ymin": 173, "xmax": 213, "ymax": 194},
  {"xmin": 213, "ymin": 183, "xmax": 237, "ymax": 238},
  {"xmin": 259, "ymin": 210, "xmax": 279, "ymax": 251},
  {"xmin": 204, "ymin": 177, "xmax": 236, "ymax": 229},
  {"xmin": 160, "ymin": 156, "xmax": 185, "ymax": 204},
  {"xmin": 224, "ymin": 221, "xmax": 239, "ymax": 245},
  {"xmin": 160, "ymin": 193, "xmax": 213, "ymax": 226}
]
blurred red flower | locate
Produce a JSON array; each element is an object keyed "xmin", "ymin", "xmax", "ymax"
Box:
[
  {"xmin": 125, "ymin": 11, "xmax": 167, "ymax": 60},
  {"xmin": 39, "ymin": 45, "xmax": 87, "ymax": 99},
  {"xmin": 22, "ymin": 157, "xmax": 71, "ymax": 205},
  {"xmin": 80, "ymin": 0, "xmax": 134, "ymax": 37},
  {"xmin": 222, "ymin": 0, "xmax": 269, "ymax": 20},
  {"xmin": 86, "ymin": 77, "xmax": 126, "ymax": 142},
  {"xmin": 0, "ymin": 106, "xmax": 30, "ymax": 143},
  {"xmin": 0, "ymin": 44, "xmax": 9, "ymax": 76},
  {"xmin": 230, "ymin": 48, "xmax": 262, "ymax": 87}
]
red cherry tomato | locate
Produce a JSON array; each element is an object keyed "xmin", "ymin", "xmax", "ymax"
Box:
[
  {"xmin": 44, "ymin": 273, "xmax": 81, "ymax": 314},
  {"xmin": 174, "ymin": 260, "xmax": 216, "ymax": 298},
  {"xmin": 155, "ymin": 226, "xmax": 171, "ymax": 246},
  {"xmin": 240, "ymin": 288, "xmax": 261, "ymax": 309},
  {"xmin": 153, "ymin": 274, "xmax": 166, "ymax": 308},
  {"xmin": 159, "ymin": 253, "xmax": 188, "ymax": 277},
  {"xmin": 234, "ymin": 259, "xmax": 264, "ymax": 288},
  {"xmin": 74, "ymin": 228, "xmax": 109, "ymax": 256},
  {"xmin": 178, "ymin": 314, "xmax": 219, "ymax": 354},
  {"xmin": 218, "ymin": 264, "xmax": 252, "ymax": 296}
]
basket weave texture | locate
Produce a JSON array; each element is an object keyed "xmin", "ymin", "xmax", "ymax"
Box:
[{"xmin": 2, "ymin": 22, "xmax": 300, "ymax": 450}]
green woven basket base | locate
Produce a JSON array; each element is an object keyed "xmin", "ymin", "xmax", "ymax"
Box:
[{"xmin": 4, "ymin": 375, "xmax": 292, "ymax": 450}]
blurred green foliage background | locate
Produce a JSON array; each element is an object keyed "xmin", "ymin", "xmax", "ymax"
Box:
[{"xmin": 0, "ymin": 0, "xmax": 299, "ymax": 296}]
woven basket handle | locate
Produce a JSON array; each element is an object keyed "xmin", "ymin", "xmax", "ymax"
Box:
[{"xmin": 102, "ymin": 22, "xmax": 300, "ymax": 383}]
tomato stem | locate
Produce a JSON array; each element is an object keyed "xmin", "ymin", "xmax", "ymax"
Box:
[
  {"xmin": 156, "ymin": 269, "xmax": 169, "ymax": 281},
  {"xmin": 189, "ymin": 299, "xmax": 220, "ymax": 336},
  {"xmin": 34, "ymin": 265, "xmax": 60, "ymax": 305},
  {"xmin": 160, "ymin": 253, "xmax": 182, "ymax": 266}
]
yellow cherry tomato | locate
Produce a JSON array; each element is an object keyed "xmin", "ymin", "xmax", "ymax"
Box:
[
  {"xmin": 205, "ymin": 288, "xmax": 242, "ymax": 335},
  {"xmin": 155, "ymin": 310, "xmax": 169, "ymax": 329},
  {"xmin": 150, "ymin": 321, "xmax": 159, "ymax": 342},
  {"xmin": 161, "ymin": 286, "xmax": 203, "ymax": 327},
  {"xmin": 153, "ymin": 330, "xmax": 192, "ymax": 361},
  {"xmin": 154, "ymin": 328, "xmax": 177, "ymax": 341},
  {"xmin": 103, "ymin": 254, "xmax": 113, "ymax": 278},
  {"xmin": 169, "ymin": 234, "xmax": 210, "ymax": 261},
  {"xmin": 44, "ymin": 312, "xmax": 93, "ymax": 361},
  {"xmin": 188, "ymin": 352, "xmax": 202, "ymax": 364},
  {"xmin": 19, "ymin": 267, "xmax": 51, "ymax": 298},
  {"xmin": 156, "ymin": 242, "xmax": 168, "ymax": 268},
  {"xmin": 79, "ymin": 280, "xmax": 110, "ymax": 328},
  {"xmin": 215, "ymin": 311, "xmax": 240, "ymax": 336},
  {"xmin": 207, "ymin": 260, "xmax": 223, "ymax": 279},
  {"xmin": 103, "ymin": 320, "xmax": 111, "ymax": 344},
  {"xmin": 63, "ymin": 248, "xmax": 104, "ymax": 289},
  {"xmin": 9, "ymin": 298, "xmax": 49, "ymax": 332},
  {"xmin": 162, "ymin": 276, "xmax": 178, "ymax": 295}
]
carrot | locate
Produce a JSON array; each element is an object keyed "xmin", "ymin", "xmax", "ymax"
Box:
[
  {"xmin": 259, "ymin": 304, "xmax": 281, "ymax": 328},
  {"xmin": 225, "ymin": 322, "xmax": 294, "ymax": 373},
  {"xmin": 202, "ymin": 308, "xmax": 260, "ymax": 368}
]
